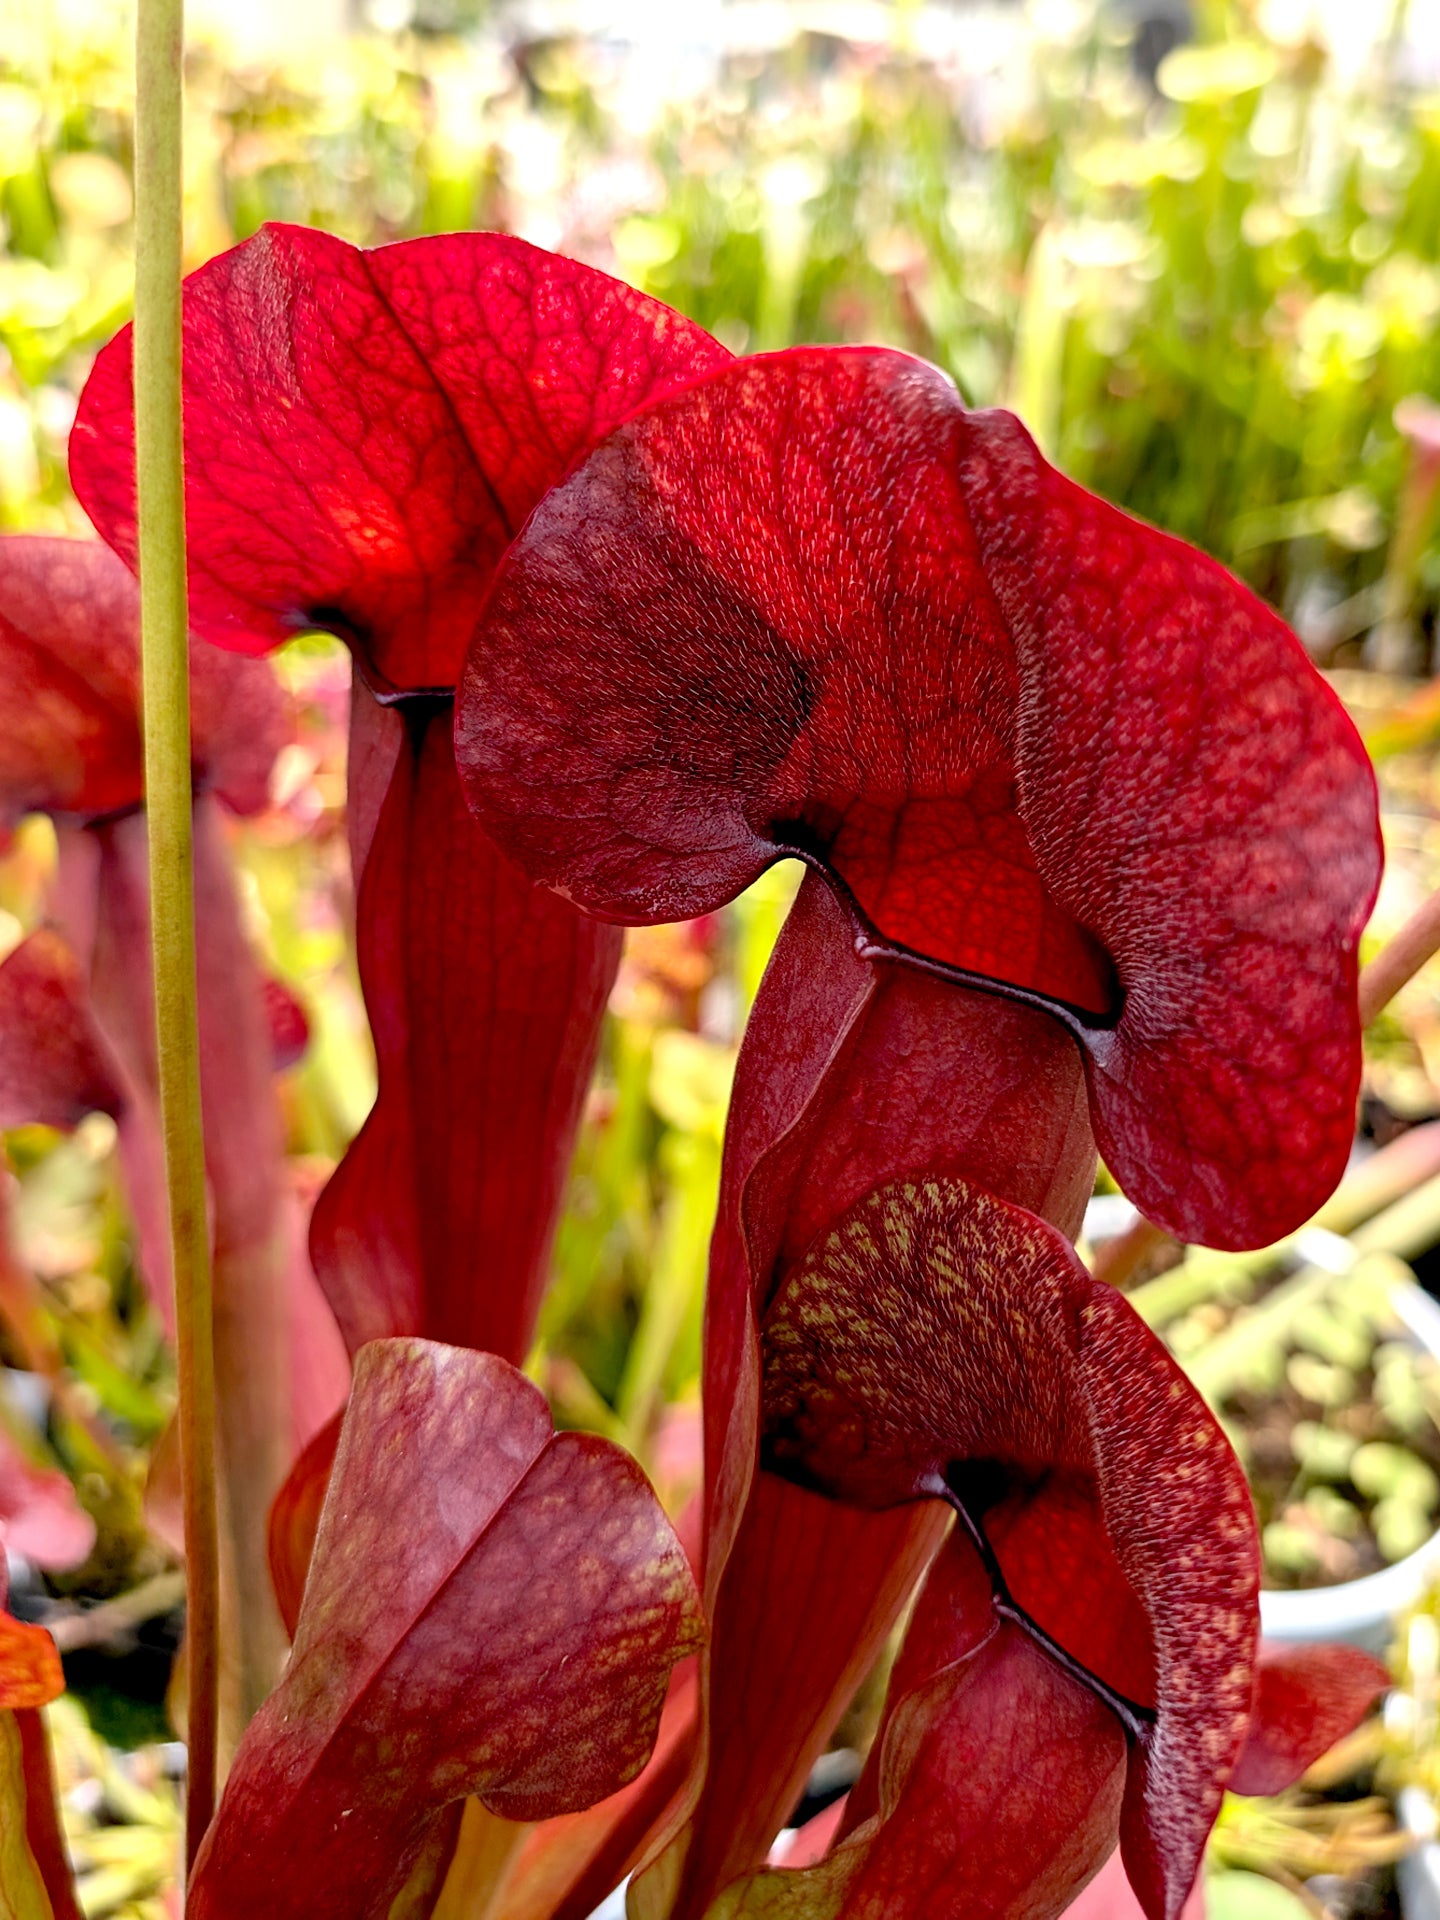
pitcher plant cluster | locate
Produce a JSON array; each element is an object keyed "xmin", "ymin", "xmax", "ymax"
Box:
[{"xmin": 0, "ymin": 224, "xmax": 1400, "ymax": 1918}]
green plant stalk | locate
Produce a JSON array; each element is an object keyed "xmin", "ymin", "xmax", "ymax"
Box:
[
  {"xmin": 134, "ymin": 0, "xmax": 220, "ymax": 1872},
  {"xmin": 616, "ymin": 1130, "xmax": 720, "ymax": 1441}
]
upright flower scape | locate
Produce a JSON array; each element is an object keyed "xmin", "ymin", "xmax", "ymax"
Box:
[{"xmin": 0, "ymin": 220, "xmax": 1388, "ymax": 1916}]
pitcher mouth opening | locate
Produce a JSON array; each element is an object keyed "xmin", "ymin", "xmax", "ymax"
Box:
[
  {"xmin": 933, "ymin": 1463, "xmax": 1155, "ymax": 1750},
  {"xmin": 772, "ymin": 834, "xmax": 1125, "ymax": 1039}
]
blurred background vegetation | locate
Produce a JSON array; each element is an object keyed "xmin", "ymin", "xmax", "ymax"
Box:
[
  {"xmin": 9, "ymin": 0, "xmax": 1440, "ymax": 650},
  {"xmin": 6, "ymin": 0, "xmax": 1440, "ymax": 1913}
]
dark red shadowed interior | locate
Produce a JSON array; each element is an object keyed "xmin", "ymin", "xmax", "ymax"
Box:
[
  {"xmin": 984, "ymin": 1472, "xmax": 1158, "ymax": 1716},
  {"xmin": 783, "ymin": 791, "xmax": 1118, "ymax": 1019}
]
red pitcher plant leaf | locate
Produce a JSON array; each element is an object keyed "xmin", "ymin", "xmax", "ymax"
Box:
[
  {"xmin": 486, "ymin": 1659, "xmax": 701, "ymax": 1920},
  {"xmin": 260, "ymin": 682, "xmax": 623, "ymax": 1641},
  {"xmin": 0, "ymin": 536, "xmax": 283, "ymax": 826},
  {"xmin": 426, "ymin": 1494, "xmax": 706, "ymax": 1920},
  {"xmin": 71, "ymin": 225, "xmax": 730, "ymax": 1397},
  {"xmin": 456, "ymin": 346, "xmax": 1381, "ymax": 1251},
  {"xmin": 0, "ymin": 532, "xmax": 346, "ymax": 1712},
  {"xmin": 268, "ymin": 1412, "xmax": 342, "ymax": 1640},
  {"xmin": 1226, "ymin": 1642, "xmax": 1388, "ymax": 1798},
  {"xmin": 0, "ymin": 930, "xmax": 122, "ymax": 1130},
  {"xmin": 0, "ymin": 1620, "xmax": 69, "ymax": 1917},
  {"xmin": 70, "ymin": 223, "xmax": 730, "ymax": 693},
  {"xmin": 6, "ymin": 1706, "xmax": 82, "ymax": 1920},
  {"xmin": 307, "ymin": 689, "xmax": 618, "ymax": 1363},
  {"xmin": 84, "ymin": 805, "xmax": 347, "ymax": 1704},
  {"xmin": 744, "ymin": 1171, "xmax": 1260, "ymax": 1920},
  {"xmin": 0, "ymin": 539, "xmax": 297, "ymax": 1327},
  {"xmin": 83, "ymin": 795, "xmax": 343, "ymax": 1400},
  {"xmin": 709, "ymin": 1571, "xmax": 1127, "ymax": 1920},
  {"xmin": 634, "ymin": 875, "xmax": 1097, "ymax": 1920},
  {"xmin": 405, "ymin": 1656, "xmax": 702, "ymax": 1920},
  {"xmin": 0, "ymin": 1420, "xmax": 95, "ymax": 1573},
  {"xmin": 188, "ymin": 1337, "xmax": 704, "ymax": 1920},
  {"xmin": 1, "ymin": 1713, "xmax": 57, "ymax": 1920},
  {"xmin": 1062, "ymin": 1642, "xmax": 1387, "ymax": 1918},
  {"xmin": 702, "ymin": 876, "xmax": 1096, "ymax": 1548}
]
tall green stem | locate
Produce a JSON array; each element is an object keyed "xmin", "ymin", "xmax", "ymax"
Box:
[{"xmin": 133, "ymin": 0, "xmax": 219, "ymax": 1873}]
